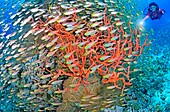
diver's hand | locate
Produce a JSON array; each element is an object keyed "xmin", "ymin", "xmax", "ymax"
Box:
[
  {"xmin": 162, "ymin": 9, "xmax": 166, "ymax": 14},
  {"xmin": 162, "ymin": 11, "xmax": 165, "ymax": 14}
]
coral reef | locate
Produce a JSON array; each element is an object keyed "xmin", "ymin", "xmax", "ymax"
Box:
[{"xmin": 0, "ymin": 0, "xmax": 152, "ymax": 111}]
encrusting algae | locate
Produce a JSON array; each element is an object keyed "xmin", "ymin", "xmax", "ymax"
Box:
[{"xmin": 0, "ymin": 0, "xmax": 151, "ymax": 111}]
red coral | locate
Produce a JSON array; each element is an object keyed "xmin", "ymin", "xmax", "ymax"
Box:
[{"xmin": 31, "ymin": 6, "xmax": 150, "ymax": 95}]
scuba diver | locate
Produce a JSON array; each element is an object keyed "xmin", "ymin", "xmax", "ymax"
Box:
[{"xmin": 140, "ymin": 2, "xmax": 165, "ymax": 24}]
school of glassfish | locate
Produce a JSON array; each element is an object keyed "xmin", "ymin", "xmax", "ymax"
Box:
[{"xmin": 0, "ymin": 0, "xmax": 150, "ymax": 111}]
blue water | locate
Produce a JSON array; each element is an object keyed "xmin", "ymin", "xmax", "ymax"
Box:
[{"xmin": 0, "ymin": 0, "xmax": 170, "ymax": 111}]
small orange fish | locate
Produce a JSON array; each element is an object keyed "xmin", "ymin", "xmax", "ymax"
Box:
[
  {"xmin": 18, "ymin": 47, "xmax": 27, "ymax": 52},
  {"xmin": 54, "ymin": 89, "xmax": 67, "ymax": 94},
  {"xmin": 84, "ymin": 40, "xmax": 97, "ymax": 50},
  {"xmin": 107, "ymin": 86, "xmax": 116, "ymax": 89},
  {"xmin": 69, "ymin": 83, "xmax": 80, "ymax": 88},
  {"xmin": 46, "ymin": 50, "xmax": 58, "ymax": 57},
  {"xmin": 51, "ymin": 102, "xmax": 62, "ymax": 106},
  {"xmin": 51, "ymin": 80, "xmax": 63, "ymax": 85},
  {"xmin": 24, "ymin": 83, "xmax": 32, "ymax": 88},
  {"xmin": 44, "ymin": 15, "xmax": 60, "ymax": 26},
  {"xmin": 57, "ymin": 16, "xmax": 71, "ymax": 23},
  {"xmin": 40, "ymin": 74, "xmax": 53, "ymax": 79},
  {"xmin": 84, "ymin": 30, "xmax": 97, "ymax": 36},
  {"xmin": 64, "ymin": 50, "xmax": 76, "ymax": 59},
  {"xmin": 103, "ymin": 74, "xmax": 113, "ymax": 79},
  {"xmin": 91, "ymin": 95, "xmax": 102, "ymax": 100},
  {"xmin": 5, "ymin": 56, "xmax": 13, "ymax": 61}
]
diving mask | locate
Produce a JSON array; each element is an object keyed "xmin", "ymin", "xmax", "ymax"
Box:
[{"xmin": 150, "ymin": 6, "xmax": 156, "ymax": 11}]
